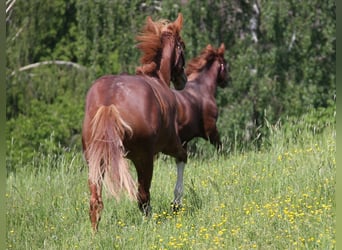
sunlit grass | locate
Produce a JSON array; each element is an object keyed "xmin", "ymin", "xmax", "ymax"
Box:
[{"xmin": 6, "ymin": 124, "xmax": 335, "ymax": 249}]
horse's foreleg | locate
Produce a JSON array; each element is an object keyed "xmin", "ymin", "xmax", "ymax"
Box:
[
  {"xmin": 172, "ymin": 161, "xmax": 185, "ymax": 211},
  {"xmin": 88, "ymin": 179, "xmax": 103, "ymax": 232},
  {"xmin": 208, "ymin": 127, "xmax": 222, "ymax": 151}
]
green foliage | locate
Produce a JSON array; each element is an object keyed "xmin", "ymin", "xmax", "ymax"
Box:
[
  {"xmin": 6, "ymin": 0, "xmax": 336, "ymax": 170},
  {"xmin": 6, "ymin": 94, "xmax": 84, "ymax": 173},
  {"xmin": 214, "ymin": 0, "xmax": 335, "ymax": 149}
]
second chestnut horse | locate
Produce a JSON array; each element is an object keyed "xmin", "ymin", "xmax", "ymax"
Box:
[{"xmin": 171, "ymin": 43, "xmax": 231, "ymax": 209}]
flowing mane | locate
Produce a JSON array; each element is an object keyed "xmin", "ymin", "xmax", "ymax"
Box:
[
  {"xmin": 185, "ymin": 45, "xmax": 218, "ymax": 77},
  {"xmin": 136, "ymin": 17, "xmax": 182, "ymax": 75}
]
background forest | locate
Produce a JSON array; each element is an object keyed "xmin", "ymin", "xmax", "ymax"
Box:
[{"xmin": 6, "ymin": 0, "xmax": 335, "ymax": 170}]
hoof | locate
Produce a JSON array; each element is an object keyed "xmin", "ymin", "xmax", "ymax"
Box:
[
  {"xmin": 140, "ymin": 202, "xmax": 152, "ymax": 217},
  {"xmin": 171, "ymin": 202, "xmax": 182, "ymax": 212}
]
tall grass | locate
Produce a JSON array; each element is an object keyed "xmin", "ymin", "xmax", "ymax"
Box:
[{"xmin": 6, "ymin": 122, "xmax": 335, "ymax": 249}]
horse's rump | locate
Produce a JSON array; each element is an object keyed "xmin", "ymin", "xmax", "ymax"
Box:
[{"xmin": 85, "ymin": 74, "xmax": 179, "ymax": 155}]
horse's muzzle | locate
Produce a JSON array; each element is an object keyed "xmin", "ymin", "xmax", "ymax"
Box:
[{"xmin": 173, "ymin": 72, "xmax": 187, "ymax": 90}]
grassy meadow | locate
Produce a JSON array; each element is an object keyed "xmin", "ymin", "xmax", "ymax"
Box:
[{"xmin": 6, "ymin": 122, "xmax": 335, "ymax": 249}]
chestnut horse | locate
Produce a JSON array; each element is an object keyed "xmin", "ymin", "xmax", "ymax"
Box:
[
  {"xmin": 171, "ymin": 43, "xmax": 231, "ymax": 209},
  {"xmin": 82, "ymin": 14, "xmax": 187, "ymax": 231}
]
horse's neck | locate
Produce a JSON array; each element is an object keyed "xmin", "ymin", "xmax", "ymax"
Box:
[
  {"xmin": 157, "ymin": 62, "xmax": 170, "ymax": 86},
  {"xmin": 157, "ymin": 43, "xmax": 173, "ymax": 86},
  {"xmin": 193, "ymin": 63, "xmax": 219, "ymax": 97}
]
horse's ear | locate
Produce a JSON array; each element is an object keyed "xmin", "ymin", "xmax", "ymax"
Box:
[
  {"xmin": 218, "ymin": 43, "xmax": 225, "ymax": 55},
  {"xmin": 174, "ymin": 13, "xmax": 183, "ymax": 31},
  {"xmin": 146, "ymin": 16, "xmax": 153, "ymax": 25},
  {"xmin": 206, "ymin": 44, "xmax": 213, "ymax": 51}
]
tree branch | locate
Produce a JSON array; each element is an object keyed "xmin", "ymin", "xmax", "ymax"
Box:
[
  {"xmin": 10, "ymin": 60, "xmax": 87, "ymax": 76},
  {"xmin": 6, "ymin": 0, "xmax": 16, "ymax": 14}
]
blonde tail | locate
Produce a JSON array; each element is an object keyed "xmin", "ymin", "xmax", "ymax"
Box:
[{"xmin": 87, "ymin": 104, "xmax": 137, "ymax": 200}]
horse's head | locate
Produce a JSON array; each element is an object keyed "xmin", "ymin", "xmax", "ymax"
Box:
[
  {"xmin": 159, "ymin": 13, "xmax": 187, "ymax": 90},
  {"xmin": 136, "ymin": 13, "xmax": 187, "ymax": 90},
  {"xmin": 216, "ymin": 43, "xmax": 231, "ymax": 88},
  {"xmin": 170, "ymin": 37, "xmax": 187, "ymax": 90},
  {"xmin": 185, "ymin": 43, "xmax": 231, "ymax": 88}
]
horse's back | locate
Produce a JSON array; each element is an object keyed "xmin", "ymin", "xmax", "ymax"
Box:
[
  {"xmin": 86, "ymin": 75, "xmax": 153, "ymax": 106},
  {"xmin": 83, "ymin": 74, "xmax": 179, "ymax": 155}
]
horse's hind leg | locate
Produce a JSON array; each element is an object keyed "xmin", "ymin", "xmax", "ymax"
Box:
[
  {"xmin": 208, "ymin": 128, "xmax": 222, "ymax": 150},
  {"xmin": 88, "ymin": 179, "xmax": 103, "ymax": 232},
  {"xmin": 133, "ymin": 156, "xmax": 154, "ymax": 216}
]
